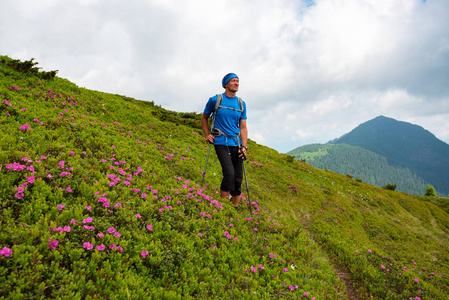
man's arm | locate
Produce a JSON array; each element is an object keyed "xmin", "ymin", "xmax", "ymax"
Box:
[
  {"xmin": 239, "ymin": 119, "xmax": 248, "ymax": 158},
  {"xmin": 239, "ymin": 119, "xmax": 247, "ymax": 146},
  {"xmin": 201, "ymin": 113, "xmax": 214, "ymax": 143}
]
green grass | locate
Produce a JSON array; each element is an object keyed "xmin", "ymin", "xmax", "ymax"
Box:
[{"xmin": 1, "ymin": 56, "xmax": 448, "ymax": 299}]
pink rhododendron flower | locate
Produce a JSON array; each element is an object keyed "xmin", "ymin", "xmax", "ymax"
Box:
[
  {"xmin": 96, "ymin": 244, "xmax": 105, "ymax": 251},
  {"xmin": 141, "ymin": 250, "xmax": 149, "ymax": 258},
  {"xmin": 48, "ymin": 238, "xmax": 59, "ymax": 250},
  {"xmin": 57, "ymin": 204, "xmax": 64, "ymax": 211},
  {"xmin": 14, "ymin": 190, "xmax": 24, "ymax": 199},
  {"xmin": 0, "ymin": 247, "xmax": 12, "ymax": 257},
  {"xmin": 26, "ymin": 176, "xmax": 35, "ymax": 184},
  {"xmin": 135, "ymin": 214, "xmax": 141, "ymax": 219},
  {"xmin": 19, "ymin": 124, "xmax": 32, "ymax": 131},
  {"xmin": 414, "ymin": 278, "xmax": 419, "ymax": 283},
  {"xmin": 70, "ymin": 219, "xmax": 78, "ymax": 224},
  {"xmin": 83, "ymin": 242, "xmax": 93, "ymax": 250},
  {"xmin": 146, "ymin": 225, "xmax": 153, "ymax": 231},
  {"xmin": 83, "ymin": 217, "xmax": 93, "ymax": 223},
  {"xmin": 53, "ymin": 226, "xmax": 63, "ymax": 232},
  {"xmin": 66, "ymin": 187, "xmax": 72, "ymax": 192},
  {"xmin": 107, "ymin": 227, "xmax": 115, "ymax": 234}
]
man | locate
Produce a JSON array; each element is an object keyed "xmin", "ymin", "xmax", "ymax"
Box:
[{"xmin": 201, "ymin": 73, "xmax": 248, "ymax": 209}]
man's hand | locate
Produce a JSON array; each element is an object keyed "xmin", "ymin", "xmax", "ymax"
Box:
[
  {"xmin": 239, "ymin": 147, "xmax": 247, "ymax": 160},
  {"xmin": 206, "ymin": 134, "xmax": 215, "ymax": 144}
]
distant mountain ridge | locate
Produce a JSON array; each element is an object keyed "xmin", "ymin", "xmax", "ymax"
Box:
[{"xmin": 289, "ymin": 116, "xmax": 449, "ymax": 195}]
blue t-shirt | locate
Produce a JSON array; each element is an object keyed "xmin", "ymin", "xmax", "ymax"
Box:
[{"xmin": 204, "ymin": 93, "xmax": 247, "ymax": 147}]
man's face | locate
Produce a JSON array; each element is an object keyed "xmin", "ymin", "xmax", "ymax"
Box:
[{"xmin": 226, "ymin": 78, "xmax": 239, "ymax": 92}]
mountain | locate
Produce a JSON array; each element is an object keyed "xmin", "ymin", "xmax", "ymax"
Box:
[
  {"xmin": 289, "ymin": 116, "xmax": 449, "ymax": 196},
  {"xmin": 1, "ymin": 56, "xmax": 449, "ymax": 299}
]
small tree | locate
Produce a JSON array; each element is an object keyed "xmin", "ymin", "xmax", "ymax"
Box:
[
  {"xmin": 425, "ymin": 185, "xmax": 437, "ymax": 196},
  {"xmin": 383, "ymin": 184, "xmax": 396, "ymax": 191}
]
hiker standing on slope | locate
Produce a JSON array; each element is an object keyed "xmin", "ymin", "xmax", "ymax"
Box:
[{"xmin": 201, "ymin": 73, "xmax": 248, "ymax": 209}]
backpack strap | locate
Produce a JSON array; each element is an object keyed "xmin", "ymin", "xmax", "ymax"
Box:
[
  {"xmin": 214, "ymin": 93, "xmax": 223, "ymax": 113},
  {"xmin": 215, "ymin": 94, "xmax": 243, "ymax": 113},
  {"xmin": 209, "ymin": 94, "xmax": 221, "ymax": 131}
]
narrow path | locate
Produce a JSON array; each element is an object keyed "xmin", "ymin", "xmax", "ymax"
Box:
[{"xmin": 335, "ymin": 264, "xmax": 363, "ymax": 300}]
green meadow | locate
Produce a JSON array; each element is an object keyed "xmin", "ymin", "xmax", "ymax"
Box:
[{"xmin": 1, "ymin": 56, "xmax": 448, "ymax": 299}]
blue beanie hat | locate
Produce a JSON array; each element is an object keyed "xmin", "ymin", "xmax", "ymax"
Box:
[{"xmin": 222, "ymin": 73, "xmax": 239, "ymax": 88}]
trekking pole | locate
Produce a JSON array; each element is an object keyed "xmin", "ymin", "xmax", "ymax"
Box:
[
  {"xmin": 201, "ymin": 143, "xmax": 212, "ymax": 187},
  {"xmin": 242, "ymin": 160, "xmax": 253, "ymax": 214}
]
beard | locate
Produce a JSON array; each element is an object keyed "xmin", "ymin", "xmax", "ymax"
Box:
[{"xmin": 227, "ymin": 85, "xmax": 239, "ymax": 93}]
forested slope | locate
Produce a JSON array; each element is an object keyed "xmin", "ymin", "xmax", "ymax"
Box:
[{"xmin": 289, "ymin": 143, "xmax": 431, "ymax": 195}]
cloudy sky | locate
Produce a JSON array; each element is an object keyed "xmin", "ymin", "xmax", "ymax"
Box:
[{"xmin": 2, "ymin": 0, "xmax": 449, "ymax": 153}]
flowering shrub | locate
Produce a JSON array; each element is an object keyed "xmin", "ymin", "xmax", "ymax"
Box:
[
  {"xmin": 19, "ymin": 123, "xmax": 33, "ymax": 131},
  {"xmin": 0, "ymin": 56, "xmax": 448, "ymax": 299}
]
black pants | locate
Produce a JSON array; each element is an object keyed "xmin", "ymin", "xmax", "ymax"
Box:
[{"xmin": 214, "ymin": 145, "xmax": 243, "ymax": 196}]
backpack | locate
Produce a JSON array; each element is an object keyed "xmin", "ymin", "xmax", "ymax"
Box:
[{"xmin": 210, "ymin": 94, "xmax": 244, "ymax": 136}]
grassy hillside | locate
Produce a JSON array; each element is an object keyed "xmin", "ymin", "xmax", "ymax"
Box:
[
  {"xmin": 288, "ymin": 143, "xmax": 431, "ymax": 195},
  {"xmin": 1, "ymin": 56, "xmax": 448, "ymax": 299}
]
